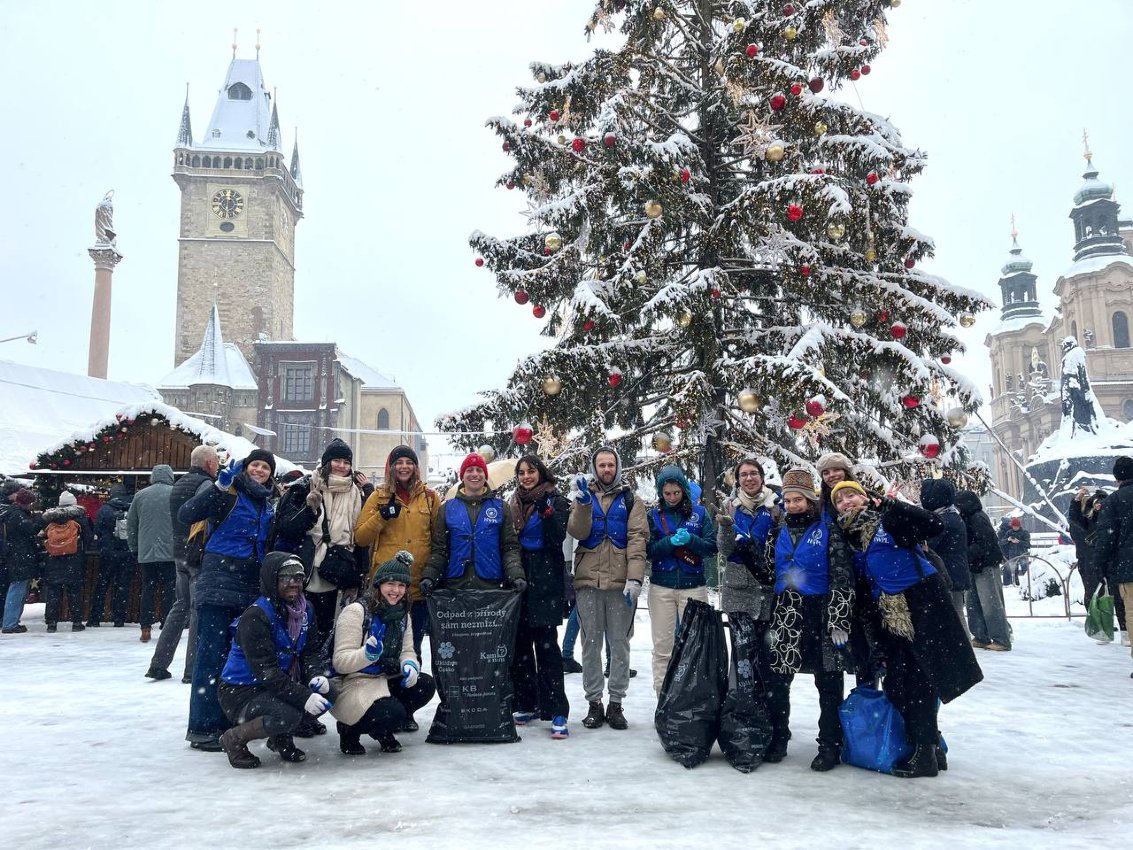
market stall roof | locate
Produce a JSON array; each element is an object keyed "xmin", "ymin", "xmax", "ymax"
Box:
[{"xmin": 0, "ymin": 359, "xmax": 161, "ymax": 475}]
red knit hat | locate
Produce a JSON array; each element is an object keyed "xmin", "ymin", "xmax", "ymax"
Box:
[{"xmin": 459, "ymin": 453, "xmax": 489, "ymax": 480}]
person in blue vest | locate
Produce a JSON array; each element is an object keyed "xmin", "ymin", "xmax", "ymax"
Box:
[
  {"xmin": 832, "ymin": 481, "xmax": 984, "ymax": 778},
  {"xmin": 421, "ymin": 452, "xmax": 524, "ymax": 594},
  {"xmin": 216, "ymin": 552, "xmax": 331, "ymax": 769},
  {"xmin": 766, "ymin": 468, "xmax": 855, "ymax": 771},
  {"xmin": 178, "ymin": 448, "xmax": 277, "ymax": 752},
  {"xmin": 508, "ymin": 454, "xmax": 571, "ymax": 738},
  {"xmin": 645, "ymin": 465, "xmax": 717, "ymax": 697}
]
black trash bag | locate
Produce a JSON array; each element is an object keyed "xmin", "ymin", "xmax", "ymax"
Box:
[
  {"xmin": 426, "ymin": 587, "xmax": 523, "ymax": 744},
  {"xmin": 718, "ymin": 611, "xmax": 773, "ymax": 773},
  {"xmin": 654, "ymin": 598, "xmax": 728, "ymax": 768}
]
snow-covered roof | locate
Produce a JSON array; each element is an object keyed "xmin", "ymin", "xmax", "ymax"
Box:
[
  {"xmin": 987, "ymin": 313, "xmax": 1048, "ymax": 336},
  {"xmin": 34, "ymin": 401, "xmax": 298, "ymax": 476},
  {"xmin": 195, "ymin": 58, "xmax": 274, "ymax": 152},
  {"xmin": 0, "ymin": 360, "xmax": 161, "ymax": 474},
  {"xmin": 337, "ymin": 354, "xmax": 400, "ymax": 390},
  {"xmin": 1059, "ymin": 253, "xmax": 1133, "ymax": 280},
  {"xmin": 157, "ymin": 304, "xmax": 257, "ymax": 390}
]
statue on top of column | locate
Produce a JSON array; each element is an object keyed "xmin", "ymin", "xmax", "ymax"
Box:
[{"xmin": 94, "ymin": 190, "xmax": 116, "ymax": 247}]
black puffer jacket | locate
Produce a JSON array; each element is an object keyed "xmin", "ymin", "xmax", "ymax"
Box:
[
  {"xmin": 94, "ymin": 492, "xmax": 133, "ymax": 554},
  {"xmin": 920, "ymin": 479, "xmax": 970, "ymax": 592},
  {"xmin": 955, "ymin": 491, "xmax": 1004, "ymax": 574},
  {"xmin": 1093, "ymin": 480, "xmax": 1133, "ymax": 585},
  {"xmin": 169, "ymin": 466, "xmax": 214, "ymax": 559},
  {"xmin": 0, "ymin": 502, "xmax": 45, "ymax": 582}
]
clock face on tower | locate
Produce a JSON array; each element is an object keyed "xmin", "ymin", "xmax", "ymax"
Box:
[{"xmin": 211, "ymin": 189, "xmax": 245, "ymax": 219}]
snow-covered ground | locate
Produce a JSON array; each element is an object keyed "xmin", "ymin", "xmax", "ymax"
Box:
[{"xmin": 3, "ymin": 580, "xmax": 1131, "ymax": 850}]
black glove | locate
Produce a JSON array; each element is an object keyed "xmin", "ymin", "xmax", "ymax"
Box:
[
  {"xmin": 418, "ymin": 577, "xmax": 435, "ymax": 597},
  {"xmin": 512, "ymin": 577, "xmax": 528, "ymax": 594},
  {"xmin": 733, "ymin": 536, "xmax": 752, "ymax": 554},
  {"xmin": 379, "ymin": 495, "xmax": 401, "ymax": 521},
  {"xmin": 534, "ymin": 492, "xmax": 554, "ymax": 516}
]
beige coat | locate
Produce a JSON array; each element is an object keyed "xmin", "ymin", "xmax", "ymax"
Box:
[
  {"xmin": 567, "ymin": 486, "xmax": 647, "ymax": 591},
  {"xmin": 329, "ymin": 601, "xmax": 415, "ymax": 726}
]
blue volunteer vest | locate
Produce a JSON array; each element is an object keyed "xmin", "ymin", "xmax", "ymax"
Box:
[
  {"xmin": 220, "ymin": 596, "xmax": 310, "ymax": 685},
  {"xmin": 650, "ymin": 505, "xmax": 708, "ymax": 575},
  {"xmin": 519, "ymin": 511, "xmax": 544, "ymax": 552},
  {"xmin": 774, "ymin": 514, "xmax": 832, "ymax": 595},
  {"xmin": 728, "ymin": 506, "xmax": 775, "ymax": 566},
  {"xmin": 445, "ymin": 497, "xmax": 505, "ymax": 580},
  {"xmin": 205, "ymin": 490, "xmax": 273, "ymax": 562},
  {"xmin": 580, "ymin": 492, "xmax": 629, "ymax": 550},
  {"xmin": 863, "ymin": 524, "xmax": 937, "ymax": 596}
]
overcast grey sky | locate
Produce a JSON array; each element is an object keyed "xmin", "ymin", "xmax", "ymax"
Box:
[{"xmin": 1, "ymin": 1, "xmax": 1131, "ymax": 462}]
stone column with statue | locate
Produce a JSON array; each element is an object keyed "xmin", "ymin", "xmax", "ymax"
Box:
[{"xmin": 88, "ymin": 190, "xmax": 123, "ymax": 379}]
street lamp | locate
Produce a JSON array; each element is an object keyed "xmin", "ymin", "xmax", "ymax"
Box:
[{"xmin": 0, "ymin": 330, "xmax": 37, "ymax": 345}]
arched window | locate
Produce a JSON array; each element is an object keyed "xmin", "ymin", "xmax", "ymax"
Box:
[
  {"xmin": 227, "ymin": 82, "xmax": 252, "ymax": 101},
  {"xmin": 377, "ymin": 408, "xmax": 390, "ymax": 430},
  {"xmin": 202, "ymin": 155, "xmax": 211, "ymax": 168},
  {"xmin": 191, "ymin": 155, "xmax": 200, "ymax": 167},
  {"xmin": 223, "ymin": 156, "xmax": 233, "ymax": 169},
  {"xmin": 1113, "ymin": 311, "xmax": 1130, "ymax": 349},
  {"xmin": 255, "ymin": 158, "xmax": 264, "ymax": 170},
  {"xmin": 244, "ymin": 158, "xmax": 253, "ymax": 170},
  {"xmin": 1124, "ymin": 400, "xmax": 1133, "ymax": 421},
  {"xmin": 1071, "ymin": 320, "xmax": 1078, "ymax": 342}
]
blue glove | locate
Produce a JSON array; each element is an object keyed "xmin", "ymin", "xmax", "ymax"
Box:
[
  {"xmin": 831, "ymin": 628, "xmax": 849, "ymax": 648},
  {"xmin": 571, "ymin": 475, "xmax": 592, "ymax": 505},
  {"xmin": 216, "ymin": 459, "xmax": 242, "ymax": 489},
  {"xmin": 401, "ymin": 660, "xmax": 420, "ymax": 688},
  {"xmin": 304, "ymin": 693, "xmax": 332, "ymax": 716},
  {"xmin": 623, "ymin": 579, "xmax": 642, "ymax": 607},
  {"xmin": 364, "ymin": 629, "xmax": 385, "ymax": 662},
  {"xmin": 308, "ymin": 675, "xmax": 330, "ymax": 695},
  {"xmin": 670, "ymin": 528, "xmax": 691, "ymax": 547}
]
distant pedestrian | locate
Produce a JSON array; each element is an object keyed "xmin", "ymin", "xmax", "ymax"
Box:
[
  {"xmin": 41, "ymin": 491, "xmax": 93, "ymax": 632},
  {"xmin": 1093, "ymin": 456, "xmax": 1133, "ymax": 661},
  {"xmin": 2, "ymin": 485, "xmax": 44, "ymax": 634},
  {"xmin": 955, "ymin": 491, "xmax": 1011, "ymax": 651},
  {"xmin": 127, "ymin": 464, "xmax": 177, "ymax": 643},
  {"xmin": 89, "ymin": 484, "xmax": 135, "ymax": 628}
]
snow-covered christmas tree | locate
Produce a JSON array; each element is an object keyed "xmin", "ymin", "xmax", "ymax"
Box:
[{"xmin": 440, "ymin": 0, "xmax": 992, "ymax": 495}]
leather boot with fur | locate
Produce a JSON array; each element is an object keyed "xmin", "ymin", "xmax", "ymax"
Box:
[
  {"xmin": 892, "ymin": 743, "xmax": 940, "ymax": 778},
  {"xmin": 220, "ymin": 717, "xmax": 268, "ymax": 769}
]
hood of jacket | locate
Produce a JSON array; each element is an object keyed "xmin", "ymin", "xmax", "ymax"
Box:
[
  {"xmin": 43, "ymin": 504, "xmax": 86, "ymax": 524},
  {"xmin": 259, "ymin": 551, "xmax": 307, "ymax": 601},
  {"xmin": 589, "ymin": 445, "xmax": 623, "ymax": 491},
  {"xmin": 954, "ymin": 490, "xmax": 984, "ymax": 519},
  {"xmin": 920, "ymin": 478, "xmax": 956, "ymax": 512},
  {"xmin": 655, "ymin": 465, "xmax": 694, "ymax": 517},
  {"xmin": 149, "ymin": 464, "xmax": 174, "ymax": 486}
]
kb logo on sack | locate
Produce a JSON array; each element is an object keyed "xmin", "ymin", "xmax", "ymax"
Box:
[{"xmin": 479, "ymin": 644, "xmax": 509, "ymax": 663}]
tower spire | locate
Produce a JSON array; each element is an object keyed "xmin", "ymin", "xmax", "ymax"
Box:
[
  {"xmin": 176, "ymin": 83, "xmax": 193, "ymax": 147},
  {"xmin": 290, "ymin": 130, "xmax": 303, "ymax": 187},
  {"xmin": 256, "ymin": 28, "xmax": 261, "ymax": 59},
  {"xmin": 231, "ymin": 28, "xmax": 238, "ymax": 59},
  {"xmin": 267, "ymin": 99, "xmax": 281, "ymax": 150}
]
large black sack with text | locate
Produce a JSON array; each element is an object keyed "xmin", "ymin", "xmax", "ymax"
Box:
[
  {"xmin": 654, "ymin": 599, "xmax": 728, "ymax": 768},
  {"xmin": 717, "ymin": 611, "xmax": 773, "ymax": 772},
  {"xmin": 426, "ymin": 587, "xmax": 523, "ymax": 744}
]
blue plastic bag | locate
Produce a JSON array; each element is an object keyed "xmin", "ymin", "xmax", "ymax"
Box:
[{"xmin": 839, "ymin": 686, "xmax": 911, "ymax": 773}]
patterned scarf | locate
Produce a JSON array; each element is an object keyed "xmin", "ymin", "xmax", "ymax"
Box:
[
  {"xmin": 283, "ymin": 594, "xmax": 308, "ymax": 678},
  {"xmin": 511, "ymin": 481, "xmax": 556, "ymax": 536}
]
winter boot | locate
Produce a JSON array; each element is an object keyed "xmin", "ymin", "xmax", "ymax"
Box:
[
  {"xmin": 337, "ymin": 721, "xmax": 366, "ymax": 756},
  {"xmin": 935, "ymin": 734, "xmax": 948, "ymax": 771},
  {"xmin": 46, "ymin": 623, "xmax": 57, "ymax": 633},
  {"xmin": 378, "ymin": 731, "xmax": 403, "ymax": 753},
  {"xmin": 810, "ymin": 745, "xmax": 841, "ymax": 772},
  {"xmin": 265, "ymin": 734, "xmax": 307, "ymax": 763},
  {"xmin": 140, "ymin": 627, "xmax": 152, "ymax": 643},
  {"xmin": 145, "ymin": 667, "xmax": 172, "ymax": 681},
  {"xmin": 400, "ymin": 716, "xmax": 419, "ymax": 733},
  {"xmin": 582, "ymin": 700, "xmax": 605, "ymax": 729},
  {"xmin": 71, "ymin": 622, "xmax": 85, "ymax": 632},
  {"xmin": 764, "ymin": 729, "xmax": 791, "ymax": 763},
  {"xmin": 605, "ymin": 702, "xmax": 628, "ymax": 730},
  {"xmin": 294, "ymin": 715, "xmax": 326, "ymax": 738},
  {"xmin": 220, "ymin": 717, "xmax": 268, "ymax": 769},
  {"xmin": 892, "ymin": 744, "xmax": 939, "ymax": 778},
  {"xmin": 562, "ymin": 656, "xmax": 583, "ymax": 674}
]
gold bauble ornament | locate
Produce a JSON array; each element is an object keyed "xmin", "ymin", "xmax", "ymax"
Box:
[
  {"xmin": 732, "ymin": 18, "xmax": 747, "ymax": 32},
  {"xmin": 850, "ymin": 307, "xmax": 868, "ymax": 328},
  {"xmin": 815, "ymin": 121, "xmax": 829, "ymax": 135},
  {"xmin": 765, "ymin": 142, "xmax": 786, "ymax": 162},
  {"xmin": 477, "ymin": 444, "xmax": 497, "ymax": 463},
  {"xmin": 635, "ymin": 270, "xmax": 648, "ymax": 284},
  {"xmin": 737, "ymin": 389, "xmax": 760, "ymax": 413},
  {"xmin": 946, "ymin": 406, "xmax": 969, "ymax": 428},
  {"xmin": 557, "ymin": 134, "xmax": 567, "ymax": 145},
  {"xmin": 784, "ymin": 25, "xmax": 798, "ymax": 40},
  {"xmin": 652, "ymin": 431, "xmax": 674, "ymax": 452},
  {"xmin": 959, "ymin": 312, "xmax": 976, "ymax": 328},
  {"xmin": 541, "ymin": 376, "xmax": 563, "ymax": 396},
  {"xmin": 864, "ymin": 247, "xmax": 878, "ymax": 263},
  {"xmin": 644, "ymin": 200, "xmax": 664, "ymax": 219},
  {"xmin": 826, "ymin": 222, "xmax": 846, "ymax": 240},
  {"xmin": 714, "ymin": 59, "xmax": 726, "ymax": 75},
  {"xmin": 545, "ymin": 232, "xmax": 563, "ymax": 252},
  {"xmin": 537, "ymin": 73, "xmax": 547, "ymax": 83},
  {"xmin": 890, "ymin": 0, "xmax": 902, "ymax": 7},
  {"xmin": 522, "ymin": 175, "xmax": 533, "ymax": 186},
  {"xmin": 652, "ymin": 7, "xmax": 666, "ymax": 21},
  {"xmin": 676, "ymin": 310, "xmax": 693, "ymax": 328}
]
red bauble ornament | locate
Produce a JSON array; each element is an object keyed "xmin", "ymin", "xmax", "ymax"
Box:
[
  {"xmin": 523, "ymin": 118, "xmax": 532, "ymax": 128},
  {"xmin": 850, "ymin": 69, "xmax": 861, "ymax": 81},
  {"xmin": 770, "ymin": 94, "xmax": 787, "ymax": 111},
  {"xmin": 571, "ymin": 137, "xmax": 586, "ymax": 152},
  {"xmin": 810, "ymin": 167, "xmax": 826, "ymax": 175},
  {"xmin": 783, "ymin": 3, "xmax": 795, "ymax": 14},
  {"xmin": 514, "ymin": 290, "xmax": 530, "ymax": 305},
  {"xmin": 787, "ymin": 204, "xmax": 804, "ymax": 222},
  {"xmin": 800, "ymin": 263, "xmax": 812, "ymax": 277},
  {"xmin": 608, "ymin": 371, "xmax": 622, "ymax": 388},
  {"xmin": 805, "ymin": 398, "xmax": 825, "ymax": 417},
  {"xmin": 679, "ymin": 167, "xmax": 691, "ymax": 183},
  {"xmin": 859, "ymin": 38, "xmax": 869, "ymax": 46},
  {"xmin": 544, "ymin": 247, "xmax": 553, "ymax": 256},
  {"xmin": 861, "ymin": 64, "xmax": 871, "ymax": 75},
  {"xmin": 901, "ymin": 394, "xmax": 921, "ymax": 409},
  {"xmin": 878, "ymin": 310, "xmax": 889, "ymax": 322},
  {"xmin": 623, "ymin": 241, "xmax": 632, "ymax": 251},
  {"xmin": 603, "ymin": 132, "xmax": 616, "ymax": 147},
  {"xmin": 904, "ymin": 257, "xmax": 915, "ymax": 269},
  {"xmin": 63, "ymin": 459, "xmax": 71, "ymax": 466},
  {"xmin": 710, "ymin": 287, "xmax": 721, "ymax": 300},
  {"xmin": 475, "ymin": 257, "xmax": 484, "ymax": 267},
  {"xmin": 890, "ymin": 321, "xmax": 908, "ymax": 340},
  {"xmin": 941, "ymin": 355, "xmax": 952, "ymax": 365},
  {"xmin": 919, "ymin": 435, "xmax": 942, "ymax": 459},
  {"xmin": 808, "ymin": 77, "xmax": 824, "ymax": 93},
  {"xmin": 787, "ymin": 414, "xmax": 808, "ymax": 430},
  {"xmin": 790, "ymin": 83, "xmax": 803, "ymax": 96},
  {"xmin": 582, "ymin": 319, "xmax": 596, "ymax": 332},
  {"xmin": 513, "ymin": 423, "xmax": 534, "ymax": 445},
  {"xmin": 549, "ymin": 109, "xmax": 560, "ymax": 121},
  {"xmin": 866, "ymin": 171, "xmax": 879, "ymax": 185},
  {"xmin": 502, "ymin": 141, "xmax": 511, "ymax": 152},
  {"xmin": 28, "ymin": 462, "xmax": 35, "ymax": 469},
  {"xmin": 506, "ymin": 181, "xmax": 515, "ymax": 190},
  {"xmin": 532, "ymin": 304, "xmax": 547, "ymax": 319},
  {"xmin": 746, "ymin": 43, "xmax": 759, "ymax": 58}
]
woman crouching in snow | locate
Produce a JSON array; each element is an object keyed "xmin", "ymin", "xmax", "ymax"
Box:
[
  {"xmin": 831, "ymin": 481, "xmax": 984, "ymax": 778},
  {"xmin": 330, "ymin": 551, "xmax": 436, "ymax": 756}
]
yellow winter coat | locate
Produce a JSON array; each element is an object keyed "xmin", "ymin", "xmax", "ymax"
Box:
[{"xmin": 354, "ymin": 481, "xmax": 439, "ymax": 602}]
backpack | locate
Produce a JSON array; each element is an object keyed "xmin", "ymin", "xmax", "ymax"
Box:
[
  {"xmin": 46, "ymin": 520, "xmax": 80, "ymax": 557},
  {"xmin": 113, "ymin": 508, "xmax": 129, "ymax": 541},
  {"xmin": 185, "ymin": 519, "xmax": 210, "ymax": 568}
]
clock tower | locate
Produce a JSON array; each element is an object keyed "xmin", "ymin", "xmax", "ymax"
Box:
[{"xmin": 171, "ymin": 49, "xmax": 303, "ymax": 365}]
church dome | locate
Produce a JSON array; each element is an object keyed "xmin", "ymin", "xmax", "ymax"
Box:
[
  {"xmin": 1001, "ymin": 242, "xmax": 1032, "ymax": 276},
  {"xmin": 1073, "ymin": 158, "xmax": 1114, "ymax": 206}
]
